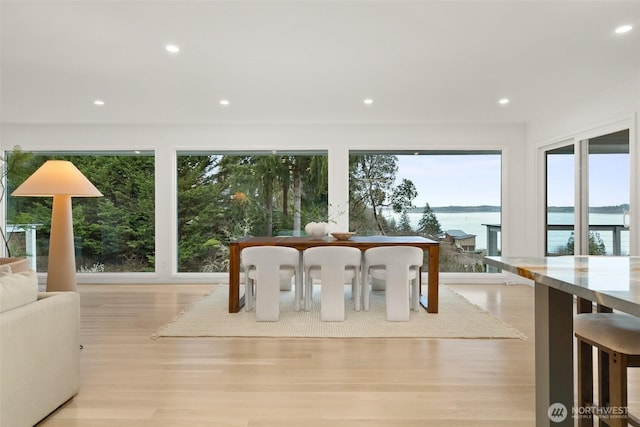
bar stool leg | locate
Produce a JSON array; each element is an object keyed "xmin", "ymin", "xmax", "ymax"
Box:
[
  {"xmin": 577, "ymin": 297, "xmax": 595, "ymax": 427},
  {"xmin": 578, "ymin": 336, "xmax": 594, "ymax": 427},
  {"xmin": 597, "ymin": 304, "xmax": 614, "ymax": 427},
  {"xmin": 599, "ymin": 350, "xmax": 610, "ymax": 427},
  {"xmin": 607, "ymin": 352, "xmax": 628, "ymax": 427}
]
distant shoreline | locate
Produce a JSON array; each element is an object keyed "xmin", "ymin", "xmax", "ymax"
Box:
[{"xmin": 406, "ymin": 204, "xmax": 629, "ymax": 214}]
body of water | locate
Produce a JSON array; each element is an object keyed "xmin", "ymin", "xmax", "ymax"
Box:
[{"xmin": 385, "ymin": 211, "xmax": 629, "ymax": 255}]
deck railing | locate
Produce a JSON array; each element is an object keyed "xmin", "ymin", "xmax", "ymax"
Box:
[{"xmin": 483, "ymin": 223, "xmax": 629, "ymax": 258}]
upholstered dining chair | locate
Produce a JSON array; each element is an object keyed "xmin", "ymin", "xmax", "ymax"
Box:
[
  {"xmin": 574, "ymin": 312, "xmax": 640, "ymax": 427},
  {"xmin": 363, "ymin": 246, "xmax": 423, "ymax": 321},
  {"xmin": 303, "ymin": 246, "xmax": 362, "ymax": 321},
  {"xmin": 241, "ymin": 246, "xmax": 301, "ymax": 321}
]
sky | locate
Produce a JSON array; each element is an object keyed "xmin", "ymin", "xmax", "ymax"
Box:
[
  {"xmin": 394, "ymin": 155, "xmax": 501, "ymax": 207},
  {"xmin": 546, "ymin": 153, "xmax": 629, "ymax": 207},
  {"xmin": 395, "ymin": 152, "xmax": 629, "ymax": 208}
]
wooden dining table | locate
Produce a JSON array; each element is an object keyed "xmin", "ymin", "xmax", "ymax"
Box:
[{"xmin": 228, "ymin": 235, "xmax": 440, "ymax": 313}]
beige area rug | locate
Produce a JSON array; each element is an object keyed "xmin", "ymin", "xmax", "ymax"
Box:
[{"xmin": 152, "ymin": 285, "xmax": 527, "ymax": 340}]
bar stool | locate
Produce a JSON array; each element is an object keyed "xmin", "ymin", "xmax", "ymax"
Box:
[{"xmin": 574, "ymin": 312, "xmax": 640, "ymax": 427}]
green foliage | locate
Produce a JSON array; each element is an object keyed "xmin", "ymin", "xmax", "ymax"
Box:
[
  {"xmin": 177, "ymin": 155, "xmax": 228, "ymax": 272},
  {"xmin": 398, "ymin": 211, "xmax": 413, "ymax": 233},
  {"xmin": 349, "ymin": 154, "xmax": 397, "ymax": 233},
  {"xmin": 349, "ymin": 155, "xmax": 419, "ymax": 235},
  {"xmin": 176, "ymin": 154, "xmax": 328, "ymax": 271},
  {"xmin": 1, "ymin": 146, "xmax": 34, "ymax": 256},
  {"xmin": 565, "ymin": 231, "xmax": 607, "ymax": 255},
  {"xmin": 71, "ymin": 155, "xmax": 155, "ymax": 271},
  {"xmin": 417, "ymin": 203, "xmax": 442, "ymax": 239},
  {"xmin": 391, "ymin": 179, "xmax": 417, "ymax": 214}
]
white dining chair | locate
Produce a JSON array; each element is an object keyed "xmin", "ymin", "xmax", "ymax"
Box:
[
  {"xmin": 303, "ymin": 246, "xmax": 362, "ymax": 321},
  {"xmin": 363, "ymin": 246, "xmax": 423, "ymax": 321},
  {"xmin": 241, "ymin": 246, "xmax": 301, "ymax": 321}
]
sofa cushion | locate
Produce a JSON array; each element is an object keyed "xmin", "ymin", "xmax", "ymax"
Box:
[
  {"xmin": 0, "ymin": 265, "xmax": 12, "ymax": 276},
  {"xmin": 0, "ymin": 257, "xmax": 29, "ymax": 273},
  {"xmin": 0, "ymin": 270, "xmax": 39, "ymax": 313}
]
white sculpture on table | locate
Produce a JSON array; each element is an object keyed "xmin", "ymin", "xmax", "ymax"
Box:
[{"xmin": 305, "ymin": 221, "xmax": 328, "ymax": 238}]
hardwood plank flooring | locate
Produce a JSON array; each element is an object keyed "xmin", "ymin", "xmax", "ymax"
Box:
[{"xmin": 34, "ymin": 283, "xmax": 638, "ymax": 426}]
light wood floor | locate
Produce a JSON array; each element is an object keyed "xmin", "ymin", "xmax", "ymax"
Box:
[{"xmin": 36, "ymin": 283, "xmax": 638, "ymax": 427}]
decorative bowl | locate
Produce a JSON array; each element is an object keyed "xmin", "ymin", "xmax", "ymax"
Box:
[{"xmin": 331, "ymin": 232, "xmax": 355, "ymax": 241}]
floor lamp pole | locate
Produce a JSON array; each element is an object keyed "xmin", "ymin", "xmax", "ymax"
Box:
[{"xmin": 47, "ymin": 194, "xmax": 77, "ymax": 292}]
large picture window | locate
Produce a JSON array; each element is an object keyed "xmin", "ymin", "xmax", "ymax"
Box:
[
  {"xmin": 349, "ymin": 151, "xmax": 501, "ymax": 272},
  {"xmin": 176, "ymin": 151, "xmax": 328, "ymax": 272},
  {"xmin": 5, "ymin": 151, "xmax": 155, "ymax": 273}
]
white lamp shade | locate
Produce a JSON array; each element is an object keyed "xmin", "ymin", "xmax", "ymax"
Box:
[{"xmin": 12, "ymin": 160, "xmax": 103, "ymax": 197}]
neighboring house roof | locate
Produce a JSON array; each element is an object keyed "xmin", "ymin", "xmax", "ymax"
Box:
[{"xmin": 445, "ymin": 229, "xmax": 476, "ymax": 239}]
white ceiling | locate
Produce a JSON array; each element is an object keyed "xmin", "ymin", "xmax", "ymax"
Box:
[{"xmin": 1, "ymin": 0, "xmax": 639, "ymax": 125}]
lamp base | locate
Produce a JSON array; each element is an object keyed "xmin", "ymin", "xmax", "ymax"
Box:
[{"xmin": 46, "ymin": 195, "xmax": 77, "ymax": 292}]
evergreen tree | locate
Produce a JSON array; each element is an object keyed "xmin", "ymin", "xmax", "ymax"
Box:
[
  {"xmin": 565, "ymin": 231, "xmax": 607, "ymax": 255},
  {"xmin": 417, "ymin": 203, "xmax": 442, "ymax": 239},
  {"xmin": 398, "ymin": 211, "xmax": 413, "ymax": 233}
]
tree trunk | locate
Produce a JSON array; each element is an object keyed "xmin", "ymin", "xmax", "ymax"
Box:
[
  {"xmin": 282, "ymin": 182, "xmax": 289, "ymax": 217},
  {"xmin": 265, "ymin": 186, "xmax": 273, "ymax": 236},
  {"xmin": 372, "ymin": 207, "xmax": 386, "ymax": 234},
  {"xmin": 292, "ymin": 169, "xmax": 302, "ymax": 236}
]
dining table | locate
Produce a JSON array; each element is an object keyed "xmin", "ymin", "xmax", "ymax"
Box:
[
  {"xmin": 228, "ymin": 235, "xmax": 440, "ymax": 314},
  {"xmin": 484, "ymin": 255, "xmax": 640, "ymax": 427}
]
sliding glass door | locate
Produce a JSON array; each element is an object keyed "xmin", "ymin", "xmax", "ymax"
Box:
[
  {"xmin": 585, "ymin": 131, "xmax": 630, "ymax": 255},
  {"xmin": 546, "ymin": 144, "xmax": 575, "ymax": 255},
  {"xmin": 545, "ymin": 130, "xmax": 630, "ymax": 256}
]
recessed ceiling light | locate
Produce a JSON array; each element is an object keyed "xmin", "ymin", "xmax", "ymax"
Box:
[
  {"xmin": 363, "ymin": 98, "xmax": 374, "ymax": 105},
  {"xmin": 165, "ymin": 44, "xmax": 180, "ymax": 53},
  {"xmin": 93, "ymin": 100, "xmax": 105, "ymax": 106},
  {"xmin": 219, "ymin": 99, "xmax": 230, "ymax": 106},
  {"xmin": 615, "ymin": 25, "xmax": 633, "ymax": 34},
  {"xmin": 498, "ymin": 98, "xmax": 510, "ymax": 105}
]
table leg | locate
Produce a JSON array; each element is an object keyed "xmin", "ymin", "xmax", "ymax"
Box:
[
  {"xmin": 535, "ymin": 284, "xmax": 574, "ymax": 426},
  {"xmin": 228, "ymin": 244, "xmax": 243, "ymax": 313},
  {"xmin": 428, "ymin": 245, "xmax": 439, "ymax": 313},
  {"xmin": 420, "ymin": 245, "xmax": 440, "ymax": 313},
  {"xmin": 296, "ymin": 251, "xmax": 303, "ymax": 311}
]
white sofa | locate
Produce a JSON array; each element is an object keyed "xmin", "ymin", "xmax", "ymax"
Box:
[{"xmin": 0, "ymin": 263, "xmax": 80, "ymax": 427}]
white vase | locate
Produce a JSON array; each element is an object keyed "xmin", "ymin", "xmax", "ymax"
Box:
[{"xmin": 304, "ymin": 221, "xmax": 328, "ymax": 238}]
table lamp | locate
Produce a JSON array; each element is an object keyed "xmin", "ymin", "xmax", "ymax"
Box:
[{"xmin": 12, "ymin": 160, "xmax": 103, "ymax": 291}]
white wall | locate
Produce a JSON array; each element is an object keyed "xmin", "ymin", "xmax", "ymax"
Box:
[
  {"xmin": 527, "ymin": 77, "xmax": 640, "ymax": 143},
  {"xmin": 1, "ymin": 122, "xmax": 527, "ymax": 283}
]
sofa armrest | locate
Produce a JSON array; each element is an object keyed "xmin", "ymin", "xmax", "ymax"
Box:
[{"xmin": 0, "ymin": 291, "xmax": 80, "ymax": 427}]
